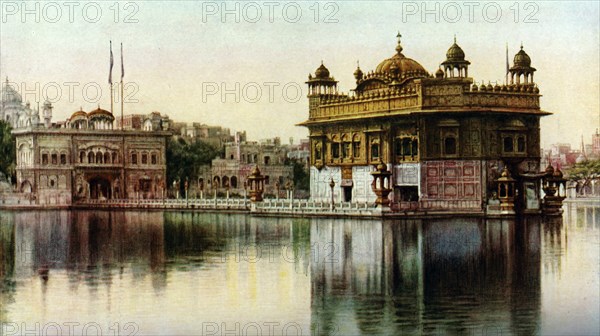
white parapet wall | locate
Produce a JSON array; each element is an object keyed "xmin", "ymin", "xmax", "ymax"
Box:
[
  {"xmin": 309, "ymin": 165, "xmax": 377, "ymax": 203},
  {"xmin": 310, "ymin": 166, "xmax": 341, "ymax": 202}
]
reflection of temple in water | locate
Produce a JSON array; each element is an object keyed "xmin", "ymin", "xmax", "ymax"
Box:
[
  {"xmin": 2, "ymin": 211, "xmax": 166, "ymax": 289},
  {"xmin": 564, "ymin": 202, "xmax": 600, "ymax": 229},
  {"xmin": 310, "ymin": 217, "xmax": 544, "ymax": 335},
  {"xmin": 0, "ymin": 211, "xmax": 312, "ymax": 293}
]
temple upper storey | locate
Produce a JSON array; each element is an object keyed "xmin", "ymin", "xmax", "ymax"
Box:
[{"xmin": 301, "ymin": 34, "xmax": 547, "ymax": 126}]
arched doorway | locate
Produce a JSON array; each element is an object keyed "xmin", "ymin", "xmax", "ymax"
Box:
[
  {"xmin": 21, "ymin": 180, "xmax": 32, "ymax": 193},
  {"xmin": 89, "ymin": 177, "xmax": 111, "ymax": 200}
]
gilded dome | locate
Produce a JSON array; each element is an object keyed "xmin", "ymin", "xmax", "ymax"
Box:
[
  {"xmin": 70, "ymin": 108, "xmax": 87, "ymax": 120},
  {"xmin": 315, "ymin": 62, "xmax": 330, "ymax": 79},
  {"xmin": 376, "ymin": 53, "xmax": 427, "ymax": 75},
  {"xmin": 513, "ymin": 45, "xmax": 531, "ymax": 67},
  {"xmin": 446, "ymin": 42, "xmax": 465, "ymax": 61},
  {"xmin": 88, "ymin": 106, "xmax": 114, "ymax": 119},
  {"xmin": 441, "ymin": 37, "xmax": 470, "ymax": 67},
  {"xmin": 375, "ymin": 33, "xmax": 428, "ymax": 77}
]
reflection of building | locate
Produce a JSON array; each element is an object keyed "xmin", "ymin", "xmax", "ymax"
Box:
[
  {"xmin": 1, "ymin": 78, "xmax": 49, "ymax": 128},
  {"xmin": 12, "ymin": 107, "xmax": 170, "ymax": 204},
  {"xmin": 300, "ymin": 34, "xmax": 549, "ymax": 213},
  {"xmin": 310, "ymin": 217, "xmax": 542, "ymax": 335}
]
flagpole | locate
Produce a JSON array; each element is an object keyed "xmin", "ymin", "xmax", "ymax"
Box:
[
  {"xmin": 110, "ymin": 40, "xmax": 114, "ymax": 115},
  {"xmin": 120, "ymin": 42, "xmax": 126, "ymax": 200},
  {"xmin": 121, "ymin": 42, "xmax": 124, "ymax": 131},
  {"xmin": 505, "ymin": 43, "xmax": 509, "ymax": 85}
]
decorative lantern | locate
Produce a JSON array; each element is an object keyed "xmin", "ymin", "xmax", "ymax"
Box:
[
  {"xmin": 370, "ymin": 163, "xmax": 392, "ymax": 206},
  {"xmin": 247, "ymin": 165, "xmax": 265, "ymax": 202},
  {"xmin": 497, "ymin": 167, "xmax": 516, "ymax": 212}
]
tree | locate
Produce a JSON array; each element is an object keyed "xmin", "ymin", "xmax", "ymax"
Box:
[
  {"xmin": 566, "ymin": 159, "xmax": 600, "ymax": 195},
  {"xmin": 166, "ymin": 137, "xmax": 220, "ymax": 195},
  {"xmin": 0, "ymin": 120, "xmax": 16, "ymax": 182},
  {"xmin": 290, "ymin": 159, "xmax": 309, "ymax": 191}
]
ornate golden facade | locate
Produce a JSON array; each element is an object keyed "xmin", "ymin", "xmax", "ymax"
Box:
[{"xmin": 300, "ymin": 34, "xmax": 549, "ymax": 213}]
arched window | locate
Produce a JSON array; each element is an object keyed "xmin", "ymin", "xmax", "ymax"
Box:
[
  {"xmin": 60, "ymin": 153, "xmax": 67, "ymax": 165},
  {"xmin": 412, "ymin": 139, "xmax": 419, "ymax": 158},
  {"xmin": 213, "ymin": 176, "xmax": 220, "ymax": 188},
  {"xmin": 517, "ymin": 136, "xmax": 526, "ymax": 153},
  {"xmin": 96, "ymin": 152, "xmax": 103, "ymax": 164},
  {"xmin": 88, "ymin": 152, "xmax": 94, "ymax": 163},
  {"xmin": 503, "ymin": 136, "xmax": 514, "ymax": 152},
  {"xmin": 142, "ymin": 153, "xmax": 148, "ymax": 164},
  {"xmin": 341, "ymin": 135, "xmax": 350, "ymax": 158},
  {"xmin": 314, "ymin": 142, "xmax": 322, "ymax": 161},
  {"xmin": 352, "ymin": 134, "xmax": 361, "ymax": 158},
  {"xmin": 151, "ymin": 153, "xmax": 157, "ymax": 164},
  {"xmin": 104, "ymin": 152, "xmax": 110, "ymax": 164},
  {"xmin": 370, "ymin": 139, "xmax": 380, "ymax": 160},
  {"xmin": 131, "ymin": 152, "xmax": 138, "ymax": 164},
  {"xmin": 231, "ymin": 176, "xmax": 238, "ymax": 188},
  {"xmin": 402, "ymin": 138, "xmax": 411, "ymax": 157},
  {"xmin": 444, "ymin": 137, "xmax": 457, "ymax": 155},
  {"xmin": 80, "ymin": 151, "xmax": 85, "ymax": 163},
  {"xmin": 331, "ymin": 136, "xmax": 340, "ymax": 159}
]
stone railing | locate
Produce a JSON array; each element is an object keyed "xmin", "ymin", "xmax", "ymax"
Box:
[
  {"xmin": 78, "ymin": 198, "xmax": 251, "ymax": 210},
  {"xmin": 418, "ymin": 199, "xmax": 481, "ymax": 210},
  {"xmin": 256, "ymin": 198, "xmax": 379, "ymax": 216}
]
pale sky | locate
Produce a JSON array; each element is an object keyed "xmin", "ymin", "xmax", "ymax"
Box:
[{"xmin": 1, "ymin": 1, "xmax": 598, "ymax": 149}]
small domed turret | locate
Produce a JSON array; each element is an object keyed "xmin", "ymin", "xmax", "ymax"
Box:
[
  {"xmin": 315, "ymin": 62, "xmax": 330, "ymax": 79},
  {"xmin": 513, "ymin": 45, "xmax": 532, "ymax": 67},
  {"xmin": 440, "ymin": 36, "xmax": 470, "ymax": 78},
  {"xmin": 509, "ymin": 43, "xmax": 536, "ymax": 85},
  {"xmin": 353, "ymin": 61, "xmax": 363, "ymax": 82}
]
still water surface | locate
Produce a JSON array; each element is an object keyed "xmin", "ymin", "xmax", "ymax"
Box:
[{"xmin": 0, "ymin": 205, "xmax": 598, "ymax": 335}]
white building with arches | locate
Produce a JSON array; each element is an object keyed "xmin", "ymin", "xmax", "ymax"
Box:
[{"xmin": 1, "ymin": 78, "xmax": 52, "ymax": 129}]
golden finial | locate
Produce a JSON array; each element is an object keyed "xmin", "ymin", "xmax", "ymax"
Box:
[
  {"xmin": 454, "ymin": 34, "xmax": 456, "ymax": 43},
  {"xmin": 395, "ymin": 31, "xmax": 403, "ymax": 54}
]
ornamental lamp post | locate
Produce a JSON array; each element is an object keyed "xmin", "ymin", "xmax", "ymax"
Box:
[
  {"xmin": 329, "ymin": 177, "xmax": 335, "ymax": 210},
  {"xmin": 184, "ymin": 179, "xmax": 189, "ymax": 207}
]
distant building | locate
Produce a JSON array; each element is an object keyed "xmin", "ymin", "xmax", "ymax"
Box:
[
  {"xmin": 592, "ymin": 129, "xmax": 600, "ymax": 156},
  {"xmin": 195, "ymin": 137, "xmax": 293, "ymax": 197},
  {"xmin": 287, "ymin": 138, "xmax": 310, "ymax": 169},
  {"xmin": 174, "ymin": 122, "xmax": 241, "ymax": 148},
  {"xmin": 1, "ymin": 78, "xmax": 50, "ymax": 129},
  {"xmin": 300, "ymin": 34, "xmax": 550, "ymax": 213},
  {"xmin": 12, "ymin": 106, "xmax": 170, "ymax": 205},
  {"xmin": 115, "ymin": 112, "xmax": 171, "ymax": 131}
]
